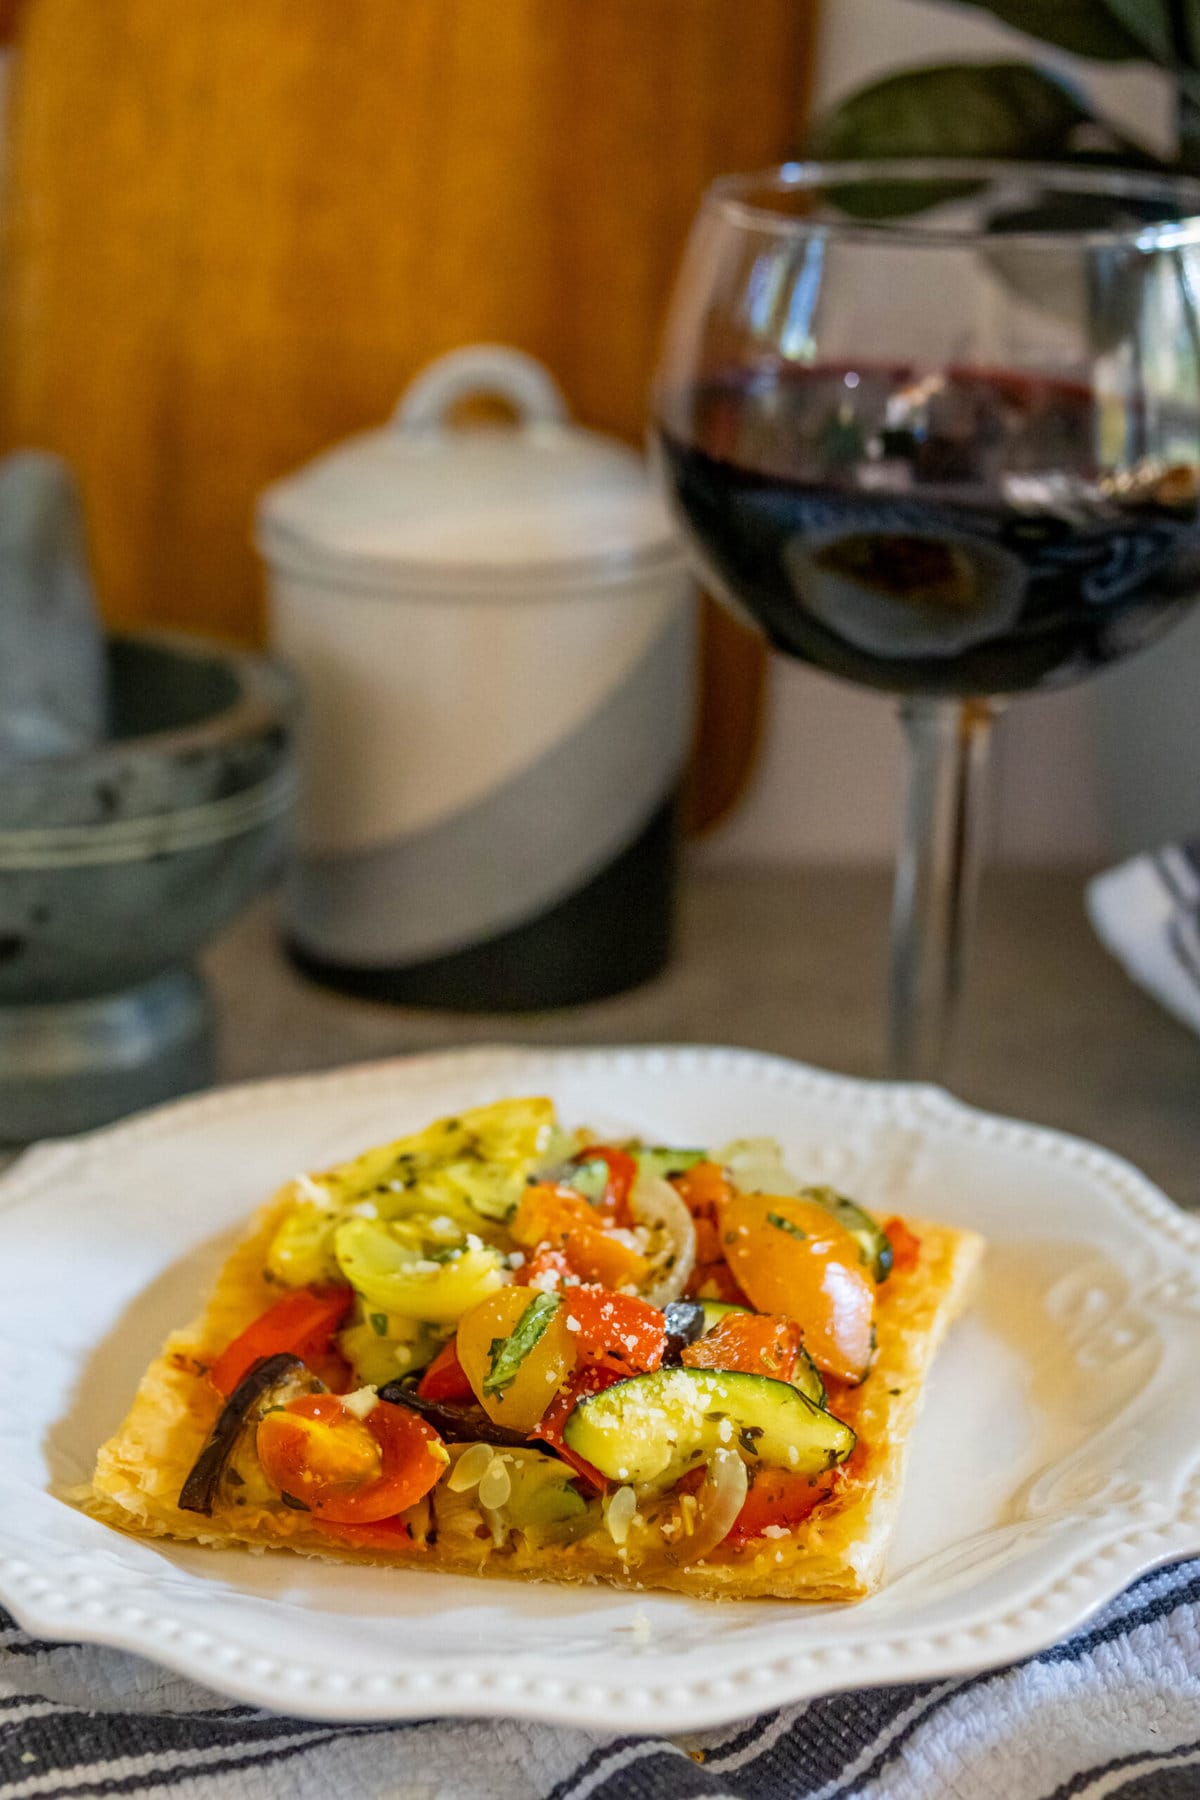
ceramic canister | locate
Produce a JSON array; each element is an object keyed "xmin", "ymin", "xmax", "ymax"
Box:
[{"xmin": 256, "ymin": 346, "xmax": 696, "ymax": 1009}]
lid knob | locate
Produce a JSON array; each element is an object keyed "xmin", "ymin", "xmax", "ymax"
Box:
[{"xmin": 393, "ymin": 345, "xmax": 569, "ymax": 435}]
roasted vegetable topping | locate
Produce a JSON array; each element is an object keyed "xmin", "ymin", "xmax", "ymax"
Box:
[
  {"xmin": 720, "ymin": 1192, "xmax": 876, "ymax": 1384},
  {"xmin": 456, "ymin": 1286, "xmax": 575, "ymax": 1432},
  {"xmin": 208, "ymin": 1288, "xmax": 352, "ymax": 1398},
  {"xmin": 189, "ymin": 1106, "xmax": 904, "ymax": 1565},
  {"xmin": 178, "ymin": 1352, "xmax": 307, "ymax": 1516},
  {"xmin": 256, "ymin": 1392, "xmax": 447, "ymax": 1523},
  {"xmin": 483, "ymin": 1292, "xmax": 562, "ymax": 1397},
  {"xmin": 378, "ymin": 1383, "xmax": 542, "ymax": 1449},
  {"xmin": 563, "ymin": 1367, "xmax": 855, "ymax": 1488}
]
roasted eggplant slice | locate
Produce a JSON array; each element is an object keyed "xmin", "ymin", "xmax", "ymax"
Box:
[
  {"xmin": 378, "ymin": 1381, "xmax": 549, "ymax": 1451},
  {"xmin": 178, "ymin": 1352, "xmax": 304, "ymax": 1516},
  {"xmin": 662, "ymin": 1299, "xmax": 707, "ymax": 1363}
]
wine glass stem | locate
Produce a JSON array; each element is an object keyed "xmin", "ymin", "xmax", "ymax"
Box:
[{"xmin": 888, "ymin": 697, "xmax": 996, "ymax": 1082}]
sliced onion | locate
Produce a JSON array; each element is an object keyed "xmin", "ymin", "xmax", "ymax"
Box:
[
  {"xmin": 627, "ymin": 1450, "xmax": 749, "ymax": 1573},
  {"xmin": 629, "ymin": 1172, "xmax": 696, "ymax": 1306},
  {"xmin": 679, "ymin": 1450, "xmax": 749, "ymax": 1566},
  {"xmin": 717, "ymin": 1136, "xmax": 798, "ymax": 1198}
]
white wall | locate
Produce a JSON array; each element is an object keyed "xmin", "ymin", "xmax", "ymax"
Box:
[{"xmin": 703, "ymin": 0, "xmax": 1193, "ymax": 867}]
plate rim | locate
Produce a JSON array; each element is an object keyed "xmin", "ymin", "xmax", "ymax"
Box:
[{"xmin": 2, "ymin": 1042, "xmax": 1199, "ymax": 1731}]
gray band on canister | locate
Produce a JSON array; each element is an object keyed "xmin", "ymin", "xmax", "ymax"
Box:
[{"xmin": 286, "ymin": 602, "xmax": 694, "ymax": 968}]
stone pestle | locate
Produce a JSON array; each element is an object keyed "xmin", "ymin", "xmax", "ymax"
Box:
[{"xmin": 0, "ymin": 451, "xmax": 108, "ymax": 759}]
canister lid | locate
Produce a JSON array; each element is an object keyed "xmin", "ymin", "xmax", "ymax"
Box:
[{"xmin": 255, "ymin": 346, "xmax": 683, "ymax": 595}]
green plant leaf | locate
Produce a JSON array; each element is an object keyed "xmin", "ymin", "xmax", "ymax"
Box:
[
  {"xmin": 1179, "ymin": 0, "xmax": 1200, "ymax": 67},
  {"xmin": 1096, "ymin": 0, "xmax": 1177, "ymax": 64},
  {"xmin": 808, "ymin": 63, "xmax": 1094, "ymax": 164},
  {"xmin": 1094, "ymin": 0, "xmax": 1200, "ymax": 110},
  {"xmin": 936, "ymin": 0, "xmax": 1149, "ymax": 60}
]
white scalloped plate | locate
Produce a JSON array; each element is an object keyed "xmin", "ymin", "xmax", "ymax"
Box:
[{"xmin": 3, "ymin": 1045, "xmax": 1200, "ymax": 1731}]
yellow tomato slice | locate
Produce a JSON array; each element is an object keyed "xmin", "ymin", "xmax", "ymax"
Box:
[
  {"xmin": 721, "ymin": 1192, "xmax": 875, "ymax": 1383},
  {"xmin": 455, "ymin": 1286, "xmax": 577, "ymax": 1432}
]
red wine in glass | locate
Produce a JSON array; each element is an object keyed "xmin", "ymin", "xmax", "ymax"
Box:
[
  {"xmin": 652, "ymin": 160, "xmax": 1200, "ymax": 1079},
  {"xmin": 656, "ymin": 364, "xmax": 1200, "ymax": 698}
]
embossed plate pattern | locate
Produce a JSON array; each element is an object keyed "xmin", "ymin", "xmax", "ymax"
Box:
[{"xmin": 2, "ymin": 1046, "xmax": 1199, "ymax": 1730}]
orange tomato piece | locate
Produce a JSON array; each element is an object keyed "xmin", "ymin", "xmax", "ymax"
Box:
[
  {"xmin": 256, "ymin": 1394, "xmax": 447, "ymax": 1523},
  {"xmin": 883, "ymin": 1217, "xmax": 922, "ymax": 1277},
  {"xmin": 455, "ymin": 1285, "xmax": 577, "ymax": 1432},
  {"xmin": 671, "ymin": 1160, "xmax": 734, "ymax": 1262},
  {"xmin": 673, "ymin": 1163, "xmax": 750, "ymax": 1297},
  {"xmin": 671, "ymin": 1159, "xmax": 735, "ymax": 1216},
  {"xmin": 721, "ymin": 1193, "xmax": 875, "ymax": 1384},
  {"xmin": 513, "ymin": 1183, "xmax": 649, "ymax": 1289},
  {"xmin": 516, "ymin": 1245, "xmax": 575, "ymax": 1292},
  {"xmin": 681, "ymin": 1310, "xmax": 803, "ymax": 1382}
]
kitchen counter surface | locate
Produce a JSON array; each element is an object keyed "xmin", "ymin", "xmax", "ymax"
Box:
[{"xmin": 203, "ymin": 865, "xmax": 1199, "ymax": 1210}]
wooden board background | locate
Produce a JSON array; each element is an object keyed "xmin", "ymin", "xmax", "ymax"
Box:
[{"xmin": 0, "ymin": 0, "xmax": 819, "ymax": 828}]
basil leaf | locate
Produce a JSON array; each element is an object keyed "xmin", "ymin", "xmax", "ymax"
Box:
[
  {"xmin": 808, "ymin": 63, "xmax": 1093, "ymax": 180},
  {"xmin": 767, "ymin": 1212, "xmax": 808, "ymax": 1241},
  {"xmin": 943, "ymin": 0, "xmax": 1149, "ymax": 60},
  {"xmin": 483, "ymin": 1293, "xmax": 561, "ymax": 1397},
  {"xmin": 1099, "ymin": 0, "xmax": 1177, "ymax": 64},
  {"xmin": 369, "ymin": 1312, "xmax": 389, "ymax": 1337}
]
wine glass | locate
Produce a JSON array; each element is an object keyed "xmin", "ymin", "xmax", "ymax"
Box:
[{"xmin": 653, "ymin": 159, "xmax": 1200, "ymax": 1080}]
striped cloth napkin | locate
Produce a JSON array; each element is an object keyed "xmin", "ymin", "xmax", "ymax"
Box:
[
  {"xmin": 1088, "ymin": 842, "xmax": 1200, "ymax": 1038},
  {"xmin": 3, "ymin": 1560, "xmax": 1200, "ymax": 1800}
]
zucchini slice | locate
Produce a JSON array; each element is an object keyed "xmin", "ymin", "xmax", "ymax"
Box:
[
  {"xmin": 696, "ymin": 1299, "xmax": 749, "ymax": 1330},
  {"xmin": 632, "ymin": 1147, "xmax": 706, "ymax": 1181},
  {"xmin": 562, "ymin": 1367, "xmax": 854, "ymax": 1486}
]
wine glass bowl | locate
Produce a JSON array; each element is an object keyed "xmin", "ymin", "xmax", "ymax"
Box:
[{"xmin": 652, "ymin": 160, "xmax": 1200, "ymax": 1076}]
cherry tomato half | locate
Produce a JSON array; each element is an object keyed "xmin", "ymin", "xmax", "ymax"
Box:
[
  {"xmin": 721, "ymin": 1193, "xmax": 875, "ymax": 1384},
  {"xmin": 256, "ymin": 1393, "xmax": 447, "ymax": 1523}
]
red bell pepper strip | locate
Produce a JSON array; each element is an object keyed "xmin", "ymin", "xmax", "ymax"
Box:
[
  {"xmin": 313, "ymin": 1515, "xmax": 427, "ymax": 1553},
  {"xmin": 726, "ymin": 1468, "xmax": 837, "ymax": 1543},
  {"xmin": 208, "ymin": 1286, "xmax": 353, "ymax": 1397},
  {"xmin": 560, "ymin": 1287, "xmax": 666, "ymax": 1376},
  {"xmin": 417, "ymin": 1338, "xmax": 474, "ymax": 1402},
  {"xmin": 575, "ymin": 1145, "xmax": 638, "ymax": 1223},
  {"xmin": 532, "ymin": 1365, "xmax": 624, "ymax": 1492}
]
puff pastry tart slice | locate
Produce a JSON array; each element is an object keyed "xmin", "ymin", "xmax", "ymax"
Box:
[{"xmin": 84, "ymin": 1099, "xmax": 982, "ymax": 1600}]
